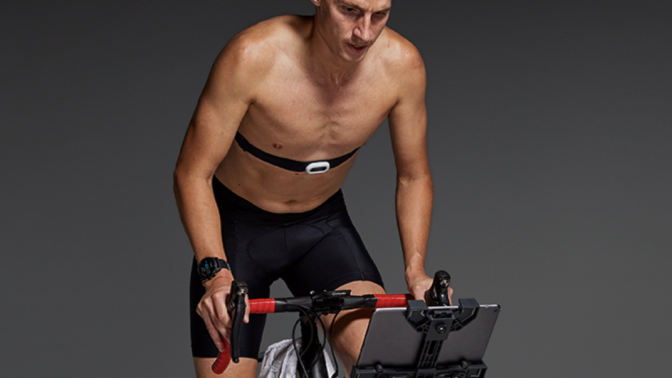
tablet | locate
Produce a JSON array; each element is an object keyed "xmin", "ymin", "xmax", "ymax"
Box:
[{"xmin": 356, "ymin": 304, "xmax": 501, "ymax": 368}]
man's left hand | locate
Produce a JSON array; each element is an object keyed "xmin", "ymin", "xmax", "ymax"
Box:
[{"xmin": 406, "ymin": 271, "xmax": 453, "ymax": 305}]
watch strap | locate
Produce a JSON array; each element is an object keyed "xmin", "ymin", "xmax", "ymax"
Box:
[
  {"xmin": 198, "ymin": 257, "xmax": 231, "ymax": 283},
  {"xmin": 215, "ymin": 258, "xmax": 231, "ymax": 272}
]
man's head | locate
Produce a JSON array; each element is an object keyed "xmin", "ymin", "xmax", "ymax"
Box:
[{"xmin": 310, "ymin": 0, "xmax": 392, "ymax": 62}]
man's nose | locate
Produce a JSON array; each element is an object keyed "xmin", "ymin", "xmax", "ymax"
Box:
[{"xmin": 353, "ymin": 16, "xmax": 373, "ymax": 42}]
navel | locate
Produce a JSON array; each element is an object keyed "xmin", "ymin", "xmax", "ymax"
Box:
[{"xmin": 273, "ymin": 143, "xmax": 282, "ymax": 149}]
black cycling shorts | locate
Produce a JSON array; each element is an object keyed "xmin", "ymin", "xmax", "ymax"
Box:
[{"xmin": 190, "ymin": 177, "xmax": 384, "ymax": 359}]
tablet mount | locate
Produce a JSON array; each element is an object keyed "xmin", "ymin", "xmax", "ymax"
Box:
[{"xmin": 352, "ymin": 272, "xmax": 489, "ymax": 378}]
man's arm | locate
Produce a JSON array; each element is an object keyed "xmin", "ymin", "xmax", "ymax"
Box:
[
  {"xmin": 387, "ymin": 43, "xmax": 444, "ymax": 301},
  {"xmin": 173, "ymin": 32, "xmax": 270, "ymax": 350}
]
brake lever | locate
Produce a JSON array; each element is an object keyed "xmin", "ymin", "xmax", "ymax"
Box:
[
  {"xmin": 424, "ymin": 270, "xmax": 451, "ymax": 306},
  {"xmin": 226, "ymin": 280, "xmax": 248, "ymax": 363}
]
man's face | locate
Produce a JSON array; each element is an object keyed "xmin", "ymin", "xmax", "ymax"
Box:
[{"xmin": 315, "ymin": 0, "xmax": 392, "ymax": 62}]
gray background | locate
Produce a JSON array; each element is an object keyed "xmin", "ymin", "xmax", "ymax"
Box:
[{"xmin": 2, "ymin": 1, "xmax": 670, "ymax": 377}]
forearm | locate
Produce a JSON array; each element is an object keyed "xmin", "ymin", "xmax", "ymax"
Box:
[
  {"xmin": 173, "ymin": 169, "xmax": 228, "ymax": 264},
  {"xmin": 396, "ymin": 173, "xmax": 433, "ymax": 281},
  {"xmin": 175, "ymin": 169, "xmax": 238, "ymax": 352}
]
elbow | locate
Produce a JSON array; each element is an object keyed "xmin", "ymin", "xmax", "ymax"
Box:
[
  {"xmin": 173, "ymin": 163, "xmax": 214, "ymax": 199},
  {"xmin": 173, "ymin": 164, "xmax": 187, "ymax": 199},
  {"xmin": 397, "ymin": 170, "xmax": 433, "ymax": 189},
  {"xmin": 173, "ymin": 169, "xmax": 182, "ymax": 200}
]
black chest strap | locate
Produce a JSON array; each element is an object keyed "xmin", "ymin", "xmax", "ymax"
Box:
[{"xmin": 234, "ymin": 132, "xmax": 359, "ymax": 174}]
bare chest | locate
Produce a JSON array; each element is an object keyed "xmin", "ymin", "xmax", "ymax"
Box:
[{"xmin": 242, "ymin": 67, "xmax": 397, "ymax": 157}]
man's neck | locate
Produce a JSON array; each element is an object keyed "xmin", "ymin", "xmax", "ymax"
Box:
[{"xmin": 305, "ymin": 18, "xmax": 364, "ymax": 87}]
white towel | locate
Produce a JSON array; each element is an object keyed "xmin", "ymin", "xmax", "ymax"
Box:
[{"xmin": 259, "ymin": 339, "xmax": 337, "ymax": 378}]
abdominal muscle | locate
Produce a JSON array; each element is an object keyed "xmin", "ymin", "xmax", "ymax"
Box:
[{"xmin": 215, "ymin": 142, "xmax": 358, "ymax": 214}]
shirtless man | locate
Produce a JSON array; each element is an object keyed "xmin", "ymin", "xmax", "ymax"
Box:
[{"xmin": 174, "ymin": 1, "xmax": 444, "ymax": 377}]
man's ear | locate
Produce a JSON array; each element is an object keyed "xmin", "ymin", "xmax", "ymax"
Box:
[{"xmin": 309, "ymin": 0, "xmax": 321, "ymax": 7}]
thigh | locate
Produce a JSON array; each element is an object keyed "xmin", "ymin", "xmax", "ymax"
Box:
[{"xmin": 193, "ymin": 357, "xmax": 257, "ymax": 378}]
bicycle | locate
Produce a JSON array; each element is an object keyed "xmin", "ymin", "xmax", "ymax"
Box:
[{"xmin": 211, "ymin": 271, "xmax": 496, "ymax": 378}]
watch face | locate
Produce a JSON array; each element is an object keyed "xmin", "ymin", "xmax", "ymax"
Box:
[{"xmin": 199, "ymin": 259, "xmax": 215, "ymax": 277}]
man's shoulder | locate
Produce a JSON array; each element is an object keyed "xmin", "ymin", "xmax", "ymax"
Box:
[
  {"xmin": 205, "ymin": 16, "xmax": 309, "ymax": 98},
  {"xmin": 219, "ymin": 15, "xmax": 308, "ymax": 66},
  {"xmin": 374, "ymin": 27, "xmax": 425, "ymax": 77}
]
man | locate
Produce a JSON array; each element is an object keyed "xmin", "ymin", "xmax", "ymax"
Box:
[{"xmin": 174, "ymin": 1, "xmax": 446, "ymax": 377}]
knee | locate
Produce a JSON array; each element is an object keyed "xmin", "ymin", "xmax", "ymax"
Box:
[{"xmin": 328, "ymin": 309, "xmax": 373, "ymax": 362}]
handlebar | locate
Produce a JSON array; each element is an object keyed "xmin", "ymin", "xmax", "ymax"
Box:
[{"xmin": 211, "ymin": 270, "xmax": 451, "ymax": 374}]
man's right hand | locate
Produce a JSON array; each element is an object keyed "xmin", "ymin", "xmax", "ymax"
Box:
[{"xmin": 195, "ymin": 271, "xmax": 250, "ymax": 352}]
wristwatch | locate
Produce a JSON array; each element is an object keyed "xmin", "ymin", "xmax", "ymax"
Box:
[{"xmin": 197, "ymin": 257, "xmax": 231, "ymax": 283}]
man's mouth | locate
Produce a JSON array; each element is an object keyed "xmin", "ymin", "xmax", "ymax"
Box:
[{"xmin": 349, "ymin": 44, "xmax": 368, "ymax": 53}]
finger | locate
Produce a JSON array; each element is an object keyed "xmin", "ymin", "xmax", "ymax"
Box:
[
  {"xmin": 213, "ymin": 306, "xmax": 231, "ymax": 341},
  {"xmin": 196, "ymin": 299, "xmax": 214, "ymax": 325},
  {"xmin": 203, "ymin": 304, "xmax": 226, "ymax": 341},
  {"xmin": 244, "ymin": 295, "xmax": 250, "ymax": 324},
  {"xmin": 201, "ymin": 297, "xmax": 231, "ymax": 347},
  {"xmin": 213, "ymin": 292, "xmax": 230, "ymax": 327},
  {"xmin": 202, "ymin": 316, "xmax": 226, "ymax": 352},
  {"xmin": 413, "ymin": 287, "xmax": 425, "ymax": 301}
]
